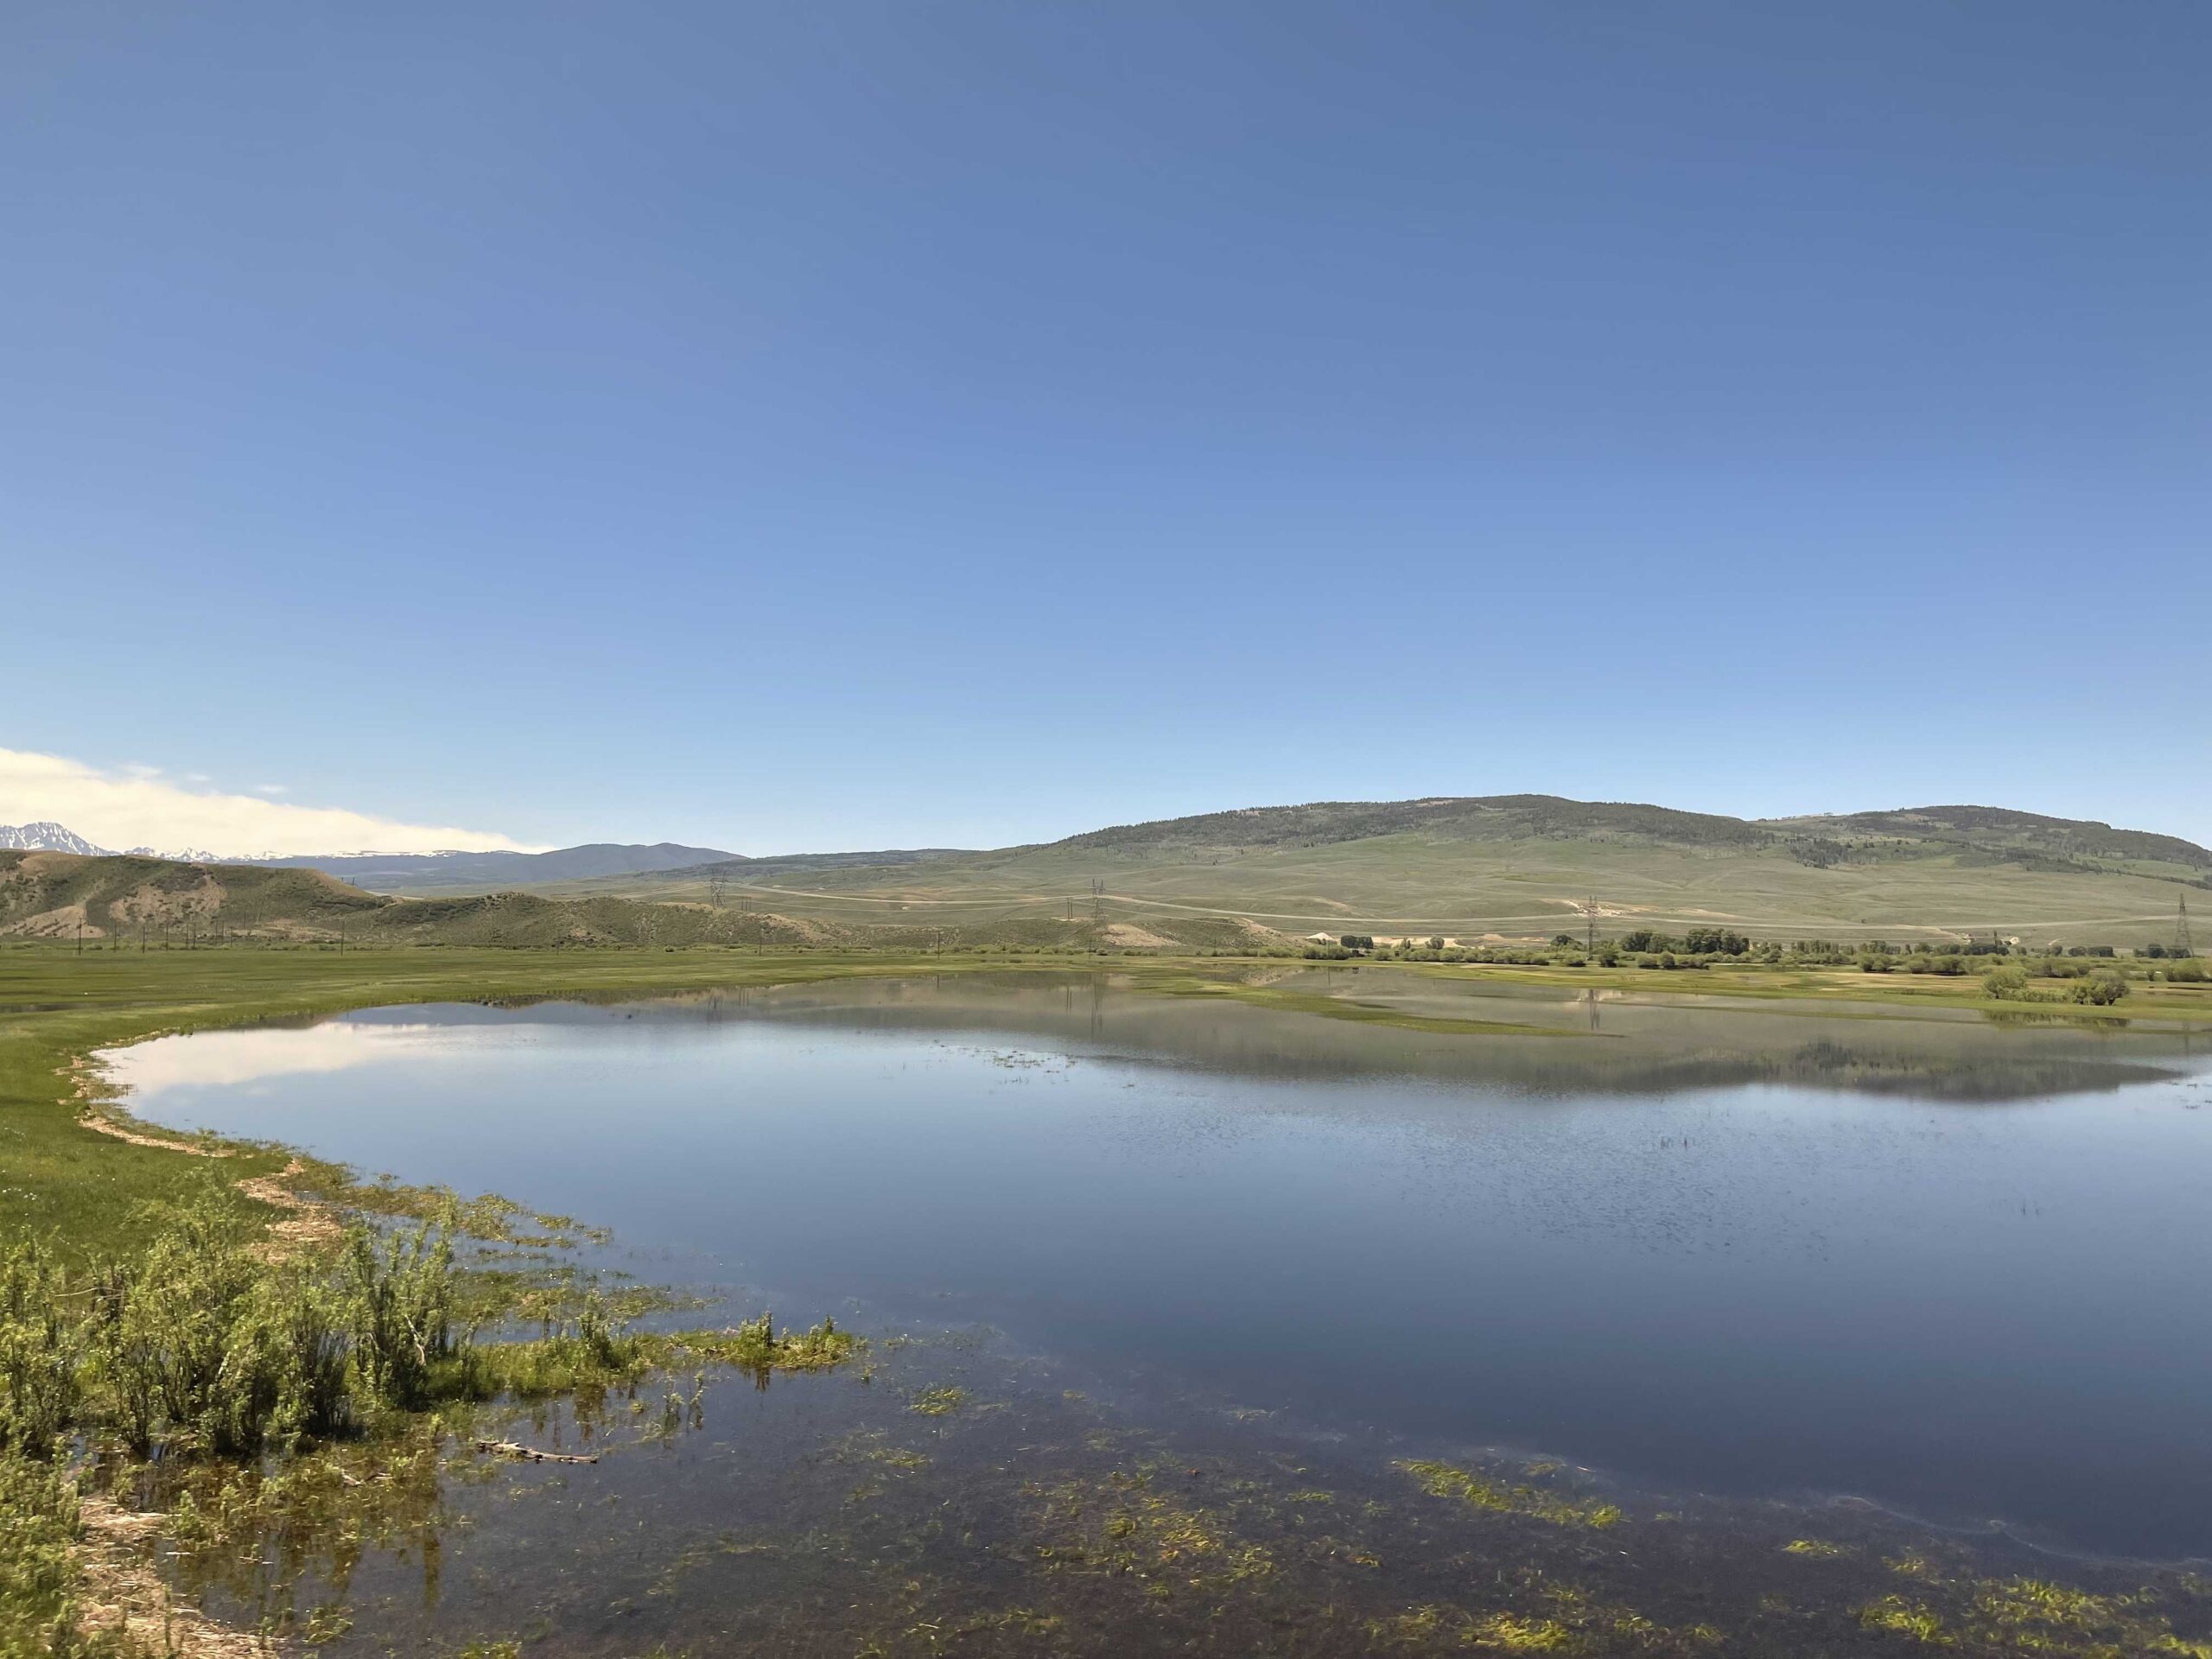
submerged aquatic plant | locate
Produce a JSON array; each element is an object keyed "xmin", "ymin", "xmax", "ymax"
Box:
[
  {"xmin": 1782, "ymin": 1537, "xmax": 1849, "ymax": 1558},
  {"xmin": 1395, "ymin": 1459, "xmax": 1623, "ymax": 1529},
  {"xmin": 1858, "ymin": 1594, "xmax": 1948, "ymax": 1642}
]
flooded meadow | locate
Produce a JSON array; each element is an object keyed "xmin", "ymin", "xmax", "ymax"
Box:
[{"xmin": 99, "ymin": 970, "xmax": 2212, "ymax": 1656}]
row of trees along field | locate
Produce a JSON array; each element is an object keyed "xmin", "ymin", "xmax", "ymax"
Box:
[{"xmin": 1303, "ymin": 932, "xmax": 2204, "ymax": 994}]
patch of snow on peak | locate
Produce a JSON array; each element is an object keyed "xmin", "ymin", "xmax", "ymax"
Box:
[{"xmin": 0, "ymin": 822, "xmax": 112, "ymax": 855}]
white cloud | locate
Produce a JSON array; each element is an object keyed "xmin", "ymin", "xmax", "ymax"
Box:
[{"xmin": 0, "ymin": 747, "xmax": 544, "ymax": 857}]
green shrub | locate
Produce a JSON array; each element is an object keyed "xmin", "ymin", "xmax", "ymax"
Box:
[
  {"xmin": 0, "ymin": 1452, "xmax": 85, "ymax": 1653},
  {"xmin": 0, "ymin": 1241, "xmax": 82, "ymax": 1456},
  {"xmin": 2070, "ymin": 969, "xmax": 2128, "ymax": 1007},
  {"xmin": 10, "ymin": 1188, "xmax": 474, "ymax": 1461},
  {"xmin": 346, "ymin": 1221, "xmax": 458, "ymax": 1413},
  {"xmin": 1982, "ymin": 966, "xmax": 2030, "ymax": 1001}
]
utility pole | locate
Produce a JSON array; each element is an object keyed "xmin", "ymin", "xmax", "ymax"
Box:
[{"xmin": 2179, "ymin": 894, "xmax": 2196, "ymax": 959}]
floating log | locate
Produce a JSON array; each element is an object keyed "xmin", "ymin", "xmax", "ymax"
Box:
[{"xmin": 472, "ymin": 1437, "xmax": 599, "ymax": 1465}]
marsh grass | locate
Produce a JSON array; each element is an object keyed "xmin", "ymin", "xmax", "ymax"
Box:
[{"xmin": 673, "ymin": 1312, "xmax": 861, "ymax": 1388}]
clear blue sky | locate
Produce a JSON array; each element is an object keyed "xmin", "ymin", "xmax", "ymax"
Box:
[{"xmin": 5, "ymin": 2, "xmax": 2207, "ymax": 853}]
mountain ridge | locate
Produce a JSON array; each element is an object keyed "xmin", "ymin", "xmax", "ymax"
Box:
[
  {"xmin": 7, "ymin": 797, "xmax": 2206, "ymax": 949},
  {"xmin": 556, "ymin": 794, "xmax": 2208, "ymax": 948}
]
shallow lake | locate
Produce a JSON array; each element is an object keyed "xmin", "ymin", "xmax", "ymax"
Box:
[{"xmin": 105, "ymin": 969, "xmax": 2212, "ymax": 1566}]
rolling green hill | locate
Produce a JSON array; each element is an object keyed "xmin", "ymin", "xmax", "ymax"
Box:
[
  {"xmin": 10, "ymin": 796, "xmax": 2204, "ymax": 952},
  {"xmin": 552, "ymin": 795, "xmax": 2209, "ymax": 950},
  {"xmin": 0, "ymin": 849, "xmax": 814, "ymax": 949},
  {"xmin": 0, "ymin": 849, "xmax": 1260, "ymax": 951}
]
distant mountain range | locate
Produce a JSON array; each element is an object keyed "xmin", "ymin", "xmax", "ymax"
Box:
[
  {"xmin": 242, "ymin": 842, "xmax": 743, "ymax": 888},
  {"xmin": 0, "ymin": 824, "xmax": 964, "ymax": 894},
  {"xmin": 0, "ymin": 825, "xmax": 738, "ymax": 887}
]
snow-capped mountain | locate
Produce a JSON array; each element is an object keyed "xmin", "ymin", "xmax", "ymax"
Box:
[
  {"xmin": 0, "ymin": 824, "xmax": 740, "ymax": 888},
  {"xmin": 0, "ymin": 823, "xmax": 238, "ymax": 861},
  {"xmin": 0, "ymin": 822, "xmax": 112, "ymax": 855}
]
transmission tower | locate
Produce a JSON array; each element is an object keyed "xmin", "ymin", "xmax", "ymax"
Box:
[
  {"xmin": 2178, "ymin": 894, "xmax": 2195, "ymax": 959},
  {"xmin": 1090, "ymin": 878, "xmax": 1104, "ymax": 925},
  {"xmin": 1582, "ymin": 895, "xmax": 1599, "ymax": 954}
]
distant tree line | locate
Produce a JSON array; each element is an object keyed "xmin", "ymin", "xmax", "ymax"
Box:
[
  {"xmin": 1298, "ymin": 927, "xmax": 2206, "ymax": 982},
  {"xmin": 1617, "ymin": 927, "xmax": 1749, "ymax": 956}
]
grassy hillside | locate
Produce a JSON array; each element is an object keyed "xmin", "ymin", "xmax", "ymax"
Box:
[
  {"xmin": 556, "ymin": 795, "xmax": 2209, "ymax": 949},
  {"xmin": 1768, "ymin": 804, "xmax": 2212, "ymax": 879},
  {"xmin": 13, "ymin": 789, "xmax": 2207, "ymax": 951},
  {"xmin": 0, "ymin": 849, "xmax": 1266, "ymax": 952}
]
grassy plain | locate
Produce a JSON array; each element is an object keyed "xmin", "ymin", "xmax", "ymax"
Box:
[{"xmin": 559, "ymin": 832, "xmax": 2204, "ymax": 948}]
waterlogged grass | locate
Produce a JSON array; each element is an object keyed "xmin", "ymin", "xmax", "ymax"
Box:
[
  {"xmin": 666, "ymin": 1313, "xmax": 861, "ymax": 1382},
  {"xmin": 1395, "ymin": 1459, "xmax": 1624, "ymax": 1529}
]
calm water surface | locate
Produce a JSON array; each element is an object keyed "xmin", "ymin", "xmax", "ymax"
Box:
[{"xmin": 106, "ymin": 970, "xmax": 2212, "ymax": 1559}]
